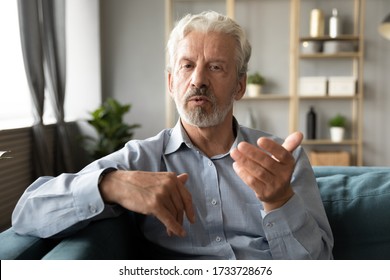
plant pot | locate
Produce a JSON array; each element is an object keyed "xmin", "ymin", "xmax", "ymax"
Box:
[
  {"xmin": 330, "ymin": 127, "xmax": 345, "ymax": 142},
  {"xmin": 247, "ymin": 84, "xmax": 262, "ymax": 97}
]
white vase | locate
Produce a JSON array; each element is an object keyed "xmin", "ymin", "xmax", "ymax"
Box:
[
  {"xmin": 330, "ymin": 127, "xmax": 345, "ymax": 142},
  {"xmin": 247, "ymin": 84, "xmax": 262, "ymax": 97}
]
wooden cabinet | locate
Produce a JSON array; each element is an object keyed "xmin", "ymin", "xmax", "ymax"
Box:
[
  {"xmin": 292, "ymin": 0, "xmax": 365, "ymax": 165},
  {"xmin": 165, "ymin": 0, "xmax": 365, "ymax": 165}
]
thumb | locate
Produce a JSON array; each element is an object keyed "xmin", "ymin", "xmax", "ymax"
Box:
[
  {"xmin": 177, "ymin": 173, "xmax": 189, "ymax": 184},
  {"xmin": 282, "ymin": 131, "xmax": 303, "ymax": 153}
]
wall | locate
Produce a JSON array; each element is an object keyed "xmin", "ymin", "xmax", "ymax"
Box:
[
  {"xmin": 363, "ymin": 1, "xmax": 390, "ymax": 165},
  {"xmin": 100, "ymin": 0, "xmax": 390, "ymax": 166},
  {"xmin": 100, "ymin": 0, "xmax": 166, "ymax": 140},
  {"xmin": 66, "ymin": 0, "xmax": 102, "ymax": 121}
]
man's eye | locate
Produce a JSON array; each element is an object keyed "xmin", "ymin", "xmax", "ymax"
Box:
[
  {"xmin": 210, "ymin": 65, "xmax": 221, "ymax": 71},
  {"xmin": 182, "ymin": 64, "xmax": 193, "ymax": 70}
]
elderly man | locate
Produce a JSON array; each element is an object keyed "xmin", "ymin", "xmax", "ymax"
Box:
[{"xmin": 12, "ymin": 11, "xmax": 333, "ymax": 259}]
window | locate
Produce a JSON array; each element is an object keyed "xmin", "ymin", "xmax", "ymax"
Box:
[
  {"xmin": 0, "ymin": 0, "xmax": 101, "ymax": 130},
  {"xmin": 0, "ymin": 1, "xmax": 33, "ymax": 129}
]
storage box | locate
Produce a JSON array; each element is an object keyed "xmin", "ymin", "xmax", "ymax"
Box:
[
  {"xmin": 301, "ymin": 41, "xmax": 322, "ymax": 54},
  {"xmin": 323, "ymin": 41, "xmax": 356, "ymax": 54},
  {"xmin": 310, "ymin": 151, "xmax": 350, "ymax": 166},
  {"xmin": 328, "ymin": 76, "xmax": 357, "ymax": 96},
  {"xmin": 299, "ymin": 77, "xmax": 327, "ymax": 96}
]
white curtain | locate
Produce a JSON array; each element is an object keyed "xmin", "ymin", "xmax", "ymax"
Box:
[{"xmin": 17, "ymin": 0, "xmax": 73, "ymax": 176}]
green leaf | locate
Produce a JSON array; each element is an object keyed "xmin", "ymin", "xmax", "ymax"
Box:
[{"xmin": 80, "ymin": 98, "xmax": 140, "ymax": 160}]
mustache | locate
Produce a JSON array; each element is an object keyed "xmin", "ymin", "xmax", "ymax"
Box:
[{"xmin": 184, "ymin": 87, "xmax": 214, "ymax": 102}]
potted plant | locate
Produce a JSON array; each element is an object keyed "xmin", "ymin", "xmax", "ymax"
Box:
[
  {"xmin": 81, "ymin": 98, "xmax": 140, "ymax": 160},
  {"xmin": 247, "ymin": 72, "xmax": 266, "ymax": 97},
  {"xmin": 328, "ymin": 114, "xmax": 346, "ymax": 142}
]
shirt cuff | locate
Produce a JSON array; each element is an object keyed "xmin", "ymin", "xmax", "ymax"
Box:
[
  {"xmin": 261, "ymin": 194, "xmax": 307, "ymax": 240},
  {"xmin": 72, "ymin": 168, "xmax": 116, "ymax": 221},
  {"xmin": 98, "ymin": 167, "xmax": 117, "ymax": 187}
]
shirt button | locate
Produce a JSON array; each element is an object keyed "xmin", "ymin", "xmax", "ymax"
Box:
[
  {"xmin": 208, "ymin": 161, "xmax": 213, "ymax": 166},
  {"xmin": 89, "ymin": 204, "xmax": 97, "ymax": 213},
  {"xmin": 215, "ymin": 236, "xmax": 222, "ymax": 242},
  {"xmin": 211, "ymin": 199, "xmax": 217, "ymax": 205}
]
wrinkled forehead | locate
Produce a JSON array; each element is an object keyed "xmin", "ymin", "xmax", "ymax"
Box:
[{"xmin": 174, "ymin": 31, "xmax": 239, "ymax": 67}]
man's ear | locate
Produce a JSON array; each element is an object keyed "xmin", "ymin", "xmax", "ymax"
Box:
[
  {"xmin": 167, "ymin": 71, "xmax": 174, "ymax": 97},
  {"xmin": 234, "ymin": 73, "xmax": 247, "ymax": 101}
]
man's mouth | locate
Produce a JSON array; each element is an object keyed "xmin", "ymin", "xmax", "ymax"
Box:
[{"xmin": 188, "ymin": 96, "xmax": 210, "ymax": 105}]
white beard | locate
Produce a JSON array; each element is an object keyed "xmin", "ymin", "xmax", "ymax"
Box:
[{"xmin": 174, "ymin": 87, "xmax": 235, "ymax": 128}]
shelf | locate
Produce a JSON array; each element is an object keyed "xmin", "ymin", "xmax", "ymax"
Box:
[
  {"xmin": 300, "ymin": 35, "xmax": 359, "ymax": 42},
  {"xmin": 303, "ymin": 139, "xmax": 358, "ymax": 146},
  {"xmin": 298, "ymin": 95, "xmax": 358, "ymax": 100},
  {"xmin": 299, "ymin": 52, "xmax": 361, "ymax": 59},
  {"xmin": 242, "ymin": 95, "xmax": 290, "ymax": 101}
]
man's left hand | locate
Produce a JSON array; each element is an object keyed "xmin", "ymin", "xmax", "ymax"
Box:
[{"xmin": 230, "ymin": 132, "xmax": 303, "ymax": 212}]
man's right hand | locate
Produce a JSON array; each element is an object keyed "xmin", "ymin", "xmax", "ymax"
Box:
[{"xmin": 99, "ymin": 171, "xmax": 195, "ymax": 237}]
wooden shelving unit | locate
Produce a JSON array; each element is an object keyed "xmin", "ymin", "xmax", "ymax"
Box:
[{"xmin": 291, "ymin": 0, "xmax": 365, "ymax": 165}]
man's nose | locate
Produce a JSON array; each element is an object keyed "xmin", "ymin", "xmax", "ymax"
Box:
[{"xmin": 191, "ymin": 66, "xmax": 208, "ymax": 89}]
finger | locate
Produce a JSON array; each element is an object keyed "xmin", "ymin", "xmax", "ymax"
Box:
[
  {"xmin": 232, "ymin": 142, "xmax": 279, "ymax": 171},
  {"xmin": 156, "ymin": 173, "xmax": 193, "ymax": 237},
  {"xmin": 166, "ymin": 176, "xmax": 186, "ymax": 226},
  {"xmin": 162, "ymin": 173, "xmax": 189, "ymax": 230},
  {"xmin": 232, "ymin": 161, "xmax": 254, "ymax": 186},
  {"xmin": 154, "ymin": 206, "xmax": 186, "ymax": 237},
  {"xmin": 167, "ymin": 229, "xmax": 174, "ymax": 237},
  {"xmin": 231, "ymin": 144, "xmax": 276, "ymax": 178},
  {"xmin": 177, "ymin": 173, "xmax": 195, "ymax": 224},
  {"xmin": 165, "ymin": 192, "xmax": 183, "ymax": 229},
  {"xmin": 282, "ymin": 131, "xmax": 303, "ymax": 153},
  {"xmin": 232, "ymin": 161, "xmax": 266, "ymax": 198},
  {"xmin": 256, "ymin": 133, "xmax": 303, "ymax": 163}
]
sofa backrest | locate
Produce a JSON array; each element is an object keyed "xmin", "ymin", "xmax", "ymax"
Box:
[{"xmin": 314, "ymin": 166, "xmax": 390, "ymax": 260}]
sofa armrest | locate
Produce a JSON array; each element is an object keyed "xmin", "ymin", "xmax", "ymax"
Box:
[
  {"xmin": 1, "ymin": 212, "xmax": 149, "ymax": 260},
  {"xmin": 43, "ymin": 212, "xmax": 142, "ymax": 260},
  {"xmin": 0, "ymin": 228, "xmax": 59, "ymax": 260}
]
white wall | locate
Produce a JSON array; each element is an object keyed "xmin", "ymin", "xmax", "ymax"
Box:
[
  {"xmin": 99, "ymin": 0, "xmax": 390, "ymax": 166},
  {"xmin": 65, "ymin": 0, "xmax": 101, "ymax": 121},
  {"xmin": 362, "ymin": 1, "xmax": 390, "ymax": 165},
  {"xmin": 100, "ymin": 0, "xmax": 166, "ymax": 140}
]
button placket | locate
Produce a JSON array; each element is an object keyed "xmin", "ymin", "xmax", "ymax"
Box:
[{"xmin": 201, "ymin": 156, "xmax": 226, "ymax": 246}]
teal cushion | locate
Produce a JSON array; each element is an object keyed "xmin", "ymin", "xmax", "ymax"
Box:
[
  {"xmin": 317, "ymin": 170, "xmax": 390, "ymax": 259},
  {"xmin": 0, "ymin": 228, "xmax": 59, "ymax": 259},
  {"xmin": 43, "ymin": 214, "xmax": 135, "ymax": 260}
]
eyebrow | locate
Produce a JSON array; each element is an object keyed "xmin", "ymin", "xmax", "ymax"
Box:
[{"xmin": 178, "ymin": 56, "xmax": 229, "ymax": 65}]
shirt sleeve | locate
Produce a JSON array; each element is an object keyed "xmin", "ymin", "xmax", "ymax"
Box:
[
  {"xmin": 261, "ymin": 147, "xmax": 334, "ymax": 260},
  {"xmin": 11, "ymin": 130, "xmax": 169, "ymax": 239},
  {"xmin": 11, "ymin": 167, "xmax": 120, "ymax": 238}
]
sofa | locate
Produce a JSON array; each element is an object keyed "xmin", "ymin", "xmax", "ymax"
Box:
[{"xmin": 1, "ymin": 166, "xmax": 390, "ymax": 260}]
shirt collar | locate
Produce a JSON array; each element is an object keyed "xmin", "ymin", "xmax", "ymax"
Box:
[
  {"xmin": 164, "ymin": 119, "xmax": 192, "ymax": 155},
  {"xmin": 164, "ymin": 118, "xmax": 244, "ymax": 156}
]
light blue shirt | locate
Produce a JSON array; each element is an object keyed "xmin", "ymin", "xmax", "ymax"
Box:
[{"xmin": 12, "ymin": 120, "xmax": 333, "ymax": 259}]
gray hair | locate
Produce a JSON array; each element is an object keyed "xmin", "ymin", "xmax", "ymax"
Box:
[{"xmin": 166, "ymin": 11, "xmax": 252, "ymax": 78}]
